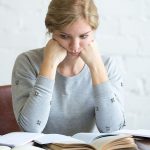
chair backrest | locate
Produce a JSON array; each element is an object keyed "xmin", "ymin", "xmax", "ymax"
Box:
[{"xmin": 0, "ymin": 85, "xmax": 20, "ymax": 135}]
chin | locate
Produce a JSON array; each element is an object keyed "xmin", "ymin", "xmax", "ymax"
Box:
[{"xmin": 66, "ymin": 54, "xmax": 80, "ymax": 60}]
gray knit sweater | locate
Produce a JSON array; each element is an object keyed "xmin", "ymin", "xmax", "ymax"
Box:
[{"xmin": 11, "ymin": 48, "xmax": 125, "ymax": 136}]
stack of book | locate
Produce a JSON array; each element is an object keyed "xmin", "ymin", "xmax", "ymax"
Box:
[{"xmin": 0, "ymin": 129, "xmax": 150, "ymax": 150}]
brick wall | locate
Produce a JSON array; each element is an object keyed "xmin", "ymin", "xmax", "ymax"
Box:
[{"xmin": 0, "ymin": 0, "xmax": 150, "ymax": 129}]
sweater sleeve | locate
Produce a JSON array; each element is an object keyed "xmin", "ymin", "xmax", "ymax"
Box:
[
  {"xmin": 11, "ymin": 53, "xmax": 55, "ymax": 133},
  {"xmin": 94, "ymin": 57, "xmax": 126, "ymax": 133}
]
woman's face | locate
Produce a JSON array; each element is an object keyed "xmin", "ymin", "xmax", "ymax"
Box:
[{"xmin": 52, "ymin": 19, "xmax": 94, "ymax": 57}]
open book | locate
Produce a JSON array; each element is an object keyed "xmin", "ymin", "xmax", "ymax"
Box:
[
  {"xmin": 0, "ymin": 131, "xmax": 137, "ymax": 150},
  {"xmin": 45, "ymin": 133, "xmax": 137, "ymax": 150}
]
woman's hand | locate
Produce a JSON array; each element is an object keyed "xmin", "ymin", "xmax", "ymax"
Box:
[
  {"xmin": 80, "ymin": 42, "xmax": 101, "ymax": 69},
  {"xmin": 80, "ymin": 42, "xmax": 108, "ymax": 85},
  {"xmin": 43, "ymin": 39, "xmax": 67, "ymax": 66},
  {"xmin": 39, "ymin": 39, "xmax": 67, "ymax": 79}
]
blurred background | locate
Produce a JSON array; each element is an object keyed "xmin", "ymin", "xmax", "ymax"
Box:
[{"xmin": 0, "ymin": 0, "xmax": 150, "ymax": 129}]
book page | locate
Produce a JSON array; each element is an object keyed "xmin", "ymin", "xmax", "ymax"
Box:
[
  {"xmin": 0, "ymin": 146, "xmax": 11, "ymax": 150},
  {"xmin": 49, "ymin": 143, "xmax": 96, "ymax": 150},
  {"xmin": 0, "ymin": 132, "xmax": 43, "ymax": 147},
  {"xmin": 34, "ymin": 134, "xmax": 85, "ymax": 145},
  {"xmin": 91, "ymin": 134, "xmax": 136, "ymax": 150},
  {"xmin": 11, "ymin": 145, "xmax": 45, "ymax": 150},
  {"xmin": 72, "ymin": 132, "xmax": 118, "ymax": 144},
  {"xmin": 72, "ymin": 133, "xmax": 100, "ymax": 143},
  {"xmin": 114, "ymin": 129, "xmax": 150, "ymax": 138}
]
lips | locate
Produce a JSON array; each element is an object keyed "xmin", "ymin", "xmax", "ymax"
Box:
[{"xmin": 68, "ymin": 52, "xmax": 80, "ymax": 56}]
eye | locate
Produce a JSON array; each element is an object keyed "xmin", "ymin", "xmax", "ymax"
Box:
[
  {"xmin": 60, "ymin": 34, "xmax": 70, "ymax": 39},
  {"xmin": 80, "ymin": 34, "xmax": 88, "ymax": 39}
]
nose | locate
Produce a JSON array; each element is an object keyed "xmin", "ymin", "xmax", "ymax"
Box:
[{"xmin": 69, "ymin": 39, "xmax": 80, "ymax": 53}]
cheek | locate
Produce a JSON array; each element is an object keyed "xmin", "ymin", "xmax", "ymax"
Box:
[
  {"xmin": 56, "ymin": 39, "xmax": 69, "ymax": 50},
  {"xmin": 80, "ymin": 38, "xmax": 93, "ymax": 49}
]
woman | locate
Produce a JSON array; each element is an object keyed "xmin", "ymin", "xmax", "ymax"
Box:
[{"xmin": 11, "ymin": 0, "xmax": 125, "ymax": 136}]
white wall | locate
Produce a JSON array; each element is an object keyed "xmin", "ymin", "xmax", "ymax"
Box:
[{"xmin": 0, "ymin": 0, "xmax": 150, "ymax": 129}]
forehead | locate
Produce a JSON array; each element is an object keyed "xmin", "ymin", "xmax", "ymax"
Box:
[{"xmin": 59, "ymin": 19, "xmax": 92, "ymax": 35}]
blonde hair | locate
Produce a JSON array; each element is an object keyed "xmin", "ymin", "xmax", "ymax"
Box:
[{"xmin": 45, "ymin": 0, "xmax": 99, "ymax": 33}]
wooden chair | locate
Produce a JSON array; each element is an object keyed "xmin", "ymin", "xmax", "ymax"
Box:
[{"xmin": 0, "ymin": 85, "xmax": 20, "ymax": 134}]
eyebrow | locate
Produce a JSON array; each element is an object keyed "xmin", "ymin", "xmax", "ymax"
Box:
[{"xmin": 59, "ymin": 30, "xmax": 92, "ymax": 36}]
